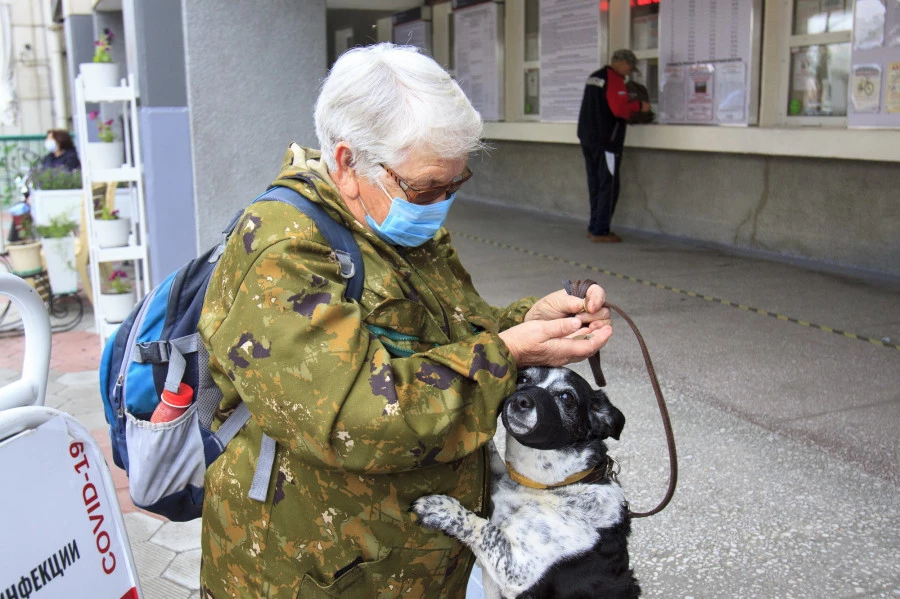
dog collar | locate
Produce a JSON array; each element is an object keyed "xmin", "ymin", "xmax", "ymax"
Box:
[{"xmin": 505, "ymin": 462, "xmax": 598, "ymax": 489}]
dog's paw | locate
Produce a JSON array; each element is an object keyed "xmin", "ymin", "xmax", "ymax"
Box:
[{"xmin": 410, "ymin": 494, "xmax": 465, "ymax": 533}]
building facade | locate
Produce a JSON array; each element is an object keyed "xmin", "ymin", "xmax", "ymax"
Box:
[{"xmin": 48, "ymin": 0, "xmax": 900, "ymax": 282}]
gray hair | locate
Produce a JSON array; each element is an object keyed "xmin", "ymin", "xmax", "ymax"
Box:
[{"xmin": 315, "ymin": 43, "xmax": 485, "ymax": 182}]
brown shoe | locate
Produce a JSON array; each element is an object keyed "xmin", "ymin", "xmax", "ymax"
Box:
[{"xmin": 588, "ymin": 233, "xmax": 622, "ymax": 243}]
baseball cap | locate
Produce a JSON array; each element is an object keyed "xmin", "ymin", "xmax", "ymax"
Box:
[{"xmin": 611, "ymin": 49, "xmax": 640, "ymax": 74}]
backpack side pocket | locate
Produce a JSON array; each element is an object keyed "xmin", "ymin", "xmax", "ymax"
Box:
[{"xmin": 125, "ymin": 405, "xmax": 206, "ymax": 517}]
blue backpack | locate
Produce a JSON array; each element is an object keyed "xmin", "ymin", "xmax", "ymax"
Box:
[{"xmin": 99, "ymin": 183, "xmax": 363, "ymax": 521}]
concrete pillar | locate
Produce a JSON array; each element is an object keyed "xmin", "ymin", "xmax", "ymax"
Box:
[
  {"xmin": 129, "ymin": 0, "xmax": 195, "ymax": 285},
  {"xmin": 62, "ymin": 14, "xmax": 92, "ymax": 133},
  {"xmin": 182, "ymin": 0, "xmax": 327, "ymax": 249}
]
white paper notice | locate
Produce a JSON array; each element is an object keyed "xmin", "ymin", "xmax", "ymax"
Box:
[
  {"xmin": 660, "ymin": 64, "xmax": 686, "ymax": 122},
  {"xmin": 854, "ymin": 0, "xmax": 887, "ymax": 50},
  {"xmin": 658, "ymin": 0, "xmax": 756, "ymax": 125},
  {"xmin": 687, "ymin": 64, "xmax": 715, "ymax": 122},
  {"xmin": 715, "ymin": 61, "xmax": 746, "ymax": 123},
  {"xmin": 885, "ymin": 62, "xmax": 900, "ymax": 112},
  {"xmin": 539, "ymin": 0, "xmax": 600, "ymax": 122},
  {"xmin": 792, "ymin": 49, "xmax": 810, "ymax": 90},
  {"xmin": 851, "ymin": 63, "xmax": 883, "ymax": 112},
  {"xmin": 454, "ymin": 3, "xmax": 503, "ymax": 121}
]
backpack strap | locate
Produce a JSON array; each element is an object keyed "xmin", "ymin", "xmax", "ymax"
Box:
[
  {"xmin": 254, "ymin": 185, "xmax": 364, "ymax": 302},
  {"xmin": 244, "ymin": 184, "xmax": 364, "ymax": 502}
]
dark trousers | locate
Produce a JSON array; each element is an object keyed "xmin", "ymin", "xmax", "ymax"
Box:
[{"xmin": 581, "ymin": 144, "xmax": 621, "ymax": 236}]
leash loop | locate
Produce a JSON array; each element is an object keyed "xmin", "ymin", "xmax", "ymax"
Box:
[{"xmin": 564, "ymin": 279, "xmax": 678, "ymax": 519}]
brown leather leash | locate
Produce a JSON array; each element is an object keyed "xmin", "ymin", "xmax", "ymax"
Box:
[{"xmin": 565, "ymin": 279, "xmax": 678, "ymax": 519}]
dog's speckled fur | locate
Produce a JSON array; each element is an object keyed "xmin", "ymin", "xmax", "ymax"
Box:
[{"xmin": 412, "ymin": 366, "xmax": 640, "ymax": 599}]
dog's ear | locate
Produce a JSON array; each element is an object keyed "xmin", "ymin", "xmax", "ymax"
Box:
[{"xmin": 590, "ymin": 389, "xmax": 625, "ymax": 440}]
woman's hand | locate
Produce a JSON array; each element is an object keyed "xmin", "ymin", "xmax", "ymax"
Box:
[
  {"xmin": 524, "ymin": 284, "xmax": 611, "ymax": 332},
  {"xmin": 498, "ymin": 317, "xmax": 612, "ymax": 368}
]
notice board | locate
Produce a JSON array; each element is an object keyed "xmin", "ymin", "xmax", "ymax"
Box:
[
  {"xmin": 539, "ymin": 0, "xmax": 601, "ymax": 122},
  {"xmin": 658, "ymin": 0, "xmax": 762, "ymax": 125},
  {"xmin": 453, "ymin": 0, "xmax": 504, "ymax": 121},
  {"xmin": 848, "ymin": 0, "xmax": 900, "ymax": 128},
  {"xmin": 393, "ymin": 6, "xmax": 432, "ymax": 57}
]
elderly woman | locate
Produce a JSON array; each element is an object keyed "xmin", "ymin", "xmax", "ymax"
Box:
[{"xmin": 198, "ymin": 43, "xmax": 612, "ymax": 598}]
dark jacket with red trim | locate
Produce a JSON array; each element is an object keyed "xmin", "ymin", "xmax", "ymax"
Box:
[{"xmin": 577, "ymin": 66, "xmax": 641, "ymax": 153}]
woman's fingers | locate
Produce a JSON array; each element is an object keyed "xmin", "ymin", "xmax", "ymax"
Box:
[{"xmin": 499, "ymin": 318, "xmax": 612, "ymax": 368}]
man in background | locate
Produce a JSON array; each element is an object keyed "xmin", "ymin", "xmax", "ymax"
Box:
[{"xmin": 577, "ymin": 49, "xmax": 651, "ymax": 243}]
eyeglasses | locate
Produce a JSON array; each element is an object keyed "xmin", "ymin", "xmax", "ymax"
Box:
[{"xmin": 380, "ymin": 163, "xmax": 473, "ymax": 205}]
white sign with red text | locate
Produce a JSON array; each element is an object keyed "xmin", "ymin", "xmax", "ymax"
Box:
[{"xmin": 0, "ymin": 415, "xmax": 138, "ymax": 598}]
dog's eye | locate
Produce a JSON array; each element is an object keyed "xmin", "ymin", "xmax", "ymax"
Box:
[
  {"xmin": 516, "ymin": 373, "xmax": 528, "ymax": 385},
  {"xmin": 559, "ymin": 392, "xmax": 577, "ymax": 407}
]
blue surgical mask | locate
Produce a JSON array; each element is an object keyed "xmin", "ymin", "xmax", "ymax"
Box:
[
  {"xmin": 363, "ymin": 185, "xmax": 456, "ymax": 247},
  {"xmin": 45, "ymin": 139, "xmax": 58, "ymax": 153}
]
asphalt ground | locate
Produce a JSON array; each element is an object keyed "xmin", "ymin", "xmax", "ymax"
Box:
[
  {"xmin": 448, "ymin": 197, "xmax": 899, "ymax": 598},
  {"xmin": 2, "ymin": 196, "xmax": 897, "ymax": 598}
]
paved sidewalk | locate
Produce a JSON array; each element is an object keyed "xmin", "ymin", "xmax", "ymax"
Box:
[
  {"xmin": 0, "ymin": 320, "xmax": 201, "ymax": 599},
  {"xmin": 1, "ymin": 196, "xmax": 898, "ymax": 597}
]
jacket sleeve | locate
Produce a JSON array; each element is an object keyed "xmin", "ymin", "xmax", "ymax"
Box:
[
  {"xmin": 606, "ymin": 72, "xmax": 641, "ymax": 121},
  {"xmin": 204, "ymin": 237, "xmax": 518, "ymax": 475}
]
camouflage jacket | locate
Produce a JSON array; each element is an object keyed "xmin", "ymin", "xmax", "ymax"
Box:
[{"xmin": 198, "ymin": 145, "xmax": 535, "ymax": 598}]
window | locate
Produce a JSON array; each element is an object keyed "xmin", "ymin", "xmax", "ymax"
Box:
[
  {"xmin": 505, "ymin": 0, "xmax": 609, "ymax": 123},
  {"xmin": 628, "ymin": 1, "xmax": 660, "ymax": 112},
  {"xmin": 783, "ymin": 0, "xmax": 852, "ymax": 121},
  {"xmin": 632, "ymin": 59, "xmax": 659, "ymax": 106},
  {"xmin": 630, "ymin": 0, "xmax": 659, "ymax": 52},
  {"xmin": 523, "ymin": 0, "xmax": 540, "ymax": 117}
]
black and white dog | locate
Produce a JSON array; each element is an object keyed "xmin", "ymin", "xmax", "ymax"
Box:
[{"xmin": 412, "ymin": 366, "xmax": 640, "ymax": 599}]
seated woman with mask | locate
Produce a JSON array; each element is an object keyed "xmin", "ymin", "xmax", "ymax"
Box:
[
  {"xmin": 198, "ymin": 42, "xmax": 613, "ymax": 598},
  {"xmin": 40, "ymin": 130, "xmax": 81, "ymax": 172}
]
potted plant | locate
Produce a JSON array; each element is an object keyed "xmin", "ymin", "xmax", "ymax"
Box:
[
  {"xmin": 93, "ymin": 203, "xmax": 131, "ymax": 248},
  {"xmin": 35, "ymin": 214, "xmax": 79, "ymax": 295},
  {"xmin": 5, "ymin": 204, "xmax": 42, "ymax": 276},
  {"xmin": 79, "ymin": 28, "xmax": 119, "ymax": 91},
  {"xmin": 86, "ymin": 111, "xmax": 124, "ymax": 171},
  {"xmin": 100, "ymin": 269, "xmax": 135, "ymax": 323},
  {"xmin": 30, "ymin": 167, "xmax": 83, "ymax": 228}
]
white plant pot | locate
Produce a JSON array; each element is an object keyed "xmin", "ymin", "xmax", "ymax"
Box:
[
  {"xmin": 93, "ymin": 217, "xmax": 131, "ymax": 248},
  {"xmin": 100, "ymin": 290, "xmax": 136, "ymax": 323},
  {"xmin": 31, "ymin": 189, "xmax": 83, "ymax": 227},
  {"xmin": 41, "ymin": 236, "xmax": 78, "ymax": 295},
  {"xmin": 113, "ymin": 187, "xmax": 135, "ymax": 221},
  {"xmin": 79, "ymin": 62, "xmax": 120, "ymax": 91},
  {"xmin": 7, "ymin": 241, "xmax": 44, "ymax": 275},
  {"xmin": 87, "ymin": 141, "xmax": 125, "ymax": 171}
]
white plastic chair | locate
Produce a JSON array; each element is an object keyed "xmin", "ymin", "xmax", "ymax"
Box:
[
  {"xmin": 0, "ymin": 272, "xmax": 51, "ymax": 409},
  {"xmin": 0, "ymin": 273, "xmax": 143, "ymax": 597}
]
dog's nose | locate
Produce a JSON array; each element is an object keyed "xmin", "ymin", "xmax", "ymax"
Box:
[
  {"xmin": 502, "ymin": 386, "xmax": 573, "ymax": 450},
  {"xmin": 513, "ymin": 395, "xmax": 535, "ymax": 413}
]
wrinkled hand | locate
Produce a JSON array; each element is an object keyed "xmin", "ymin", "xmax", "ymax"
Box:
[
  {"xmin": 498, "ymin": 317, "xmax": 612, "ymax": 368},
  {"xmin": 524, "ymin": 284, "xmax": 611, "ymax": 331}
]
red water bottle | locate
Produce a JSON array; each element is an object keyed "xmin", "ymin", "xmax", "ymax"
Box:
[{"xmin": 150, "ymin": 382, "xmax": 194, "ymax": 423}]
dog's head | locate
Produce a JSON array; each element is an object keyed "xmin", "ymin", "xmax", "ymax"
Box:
[{"xmin": 500, "ymin": 366, "xmax": 625, "ymax": 484}]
